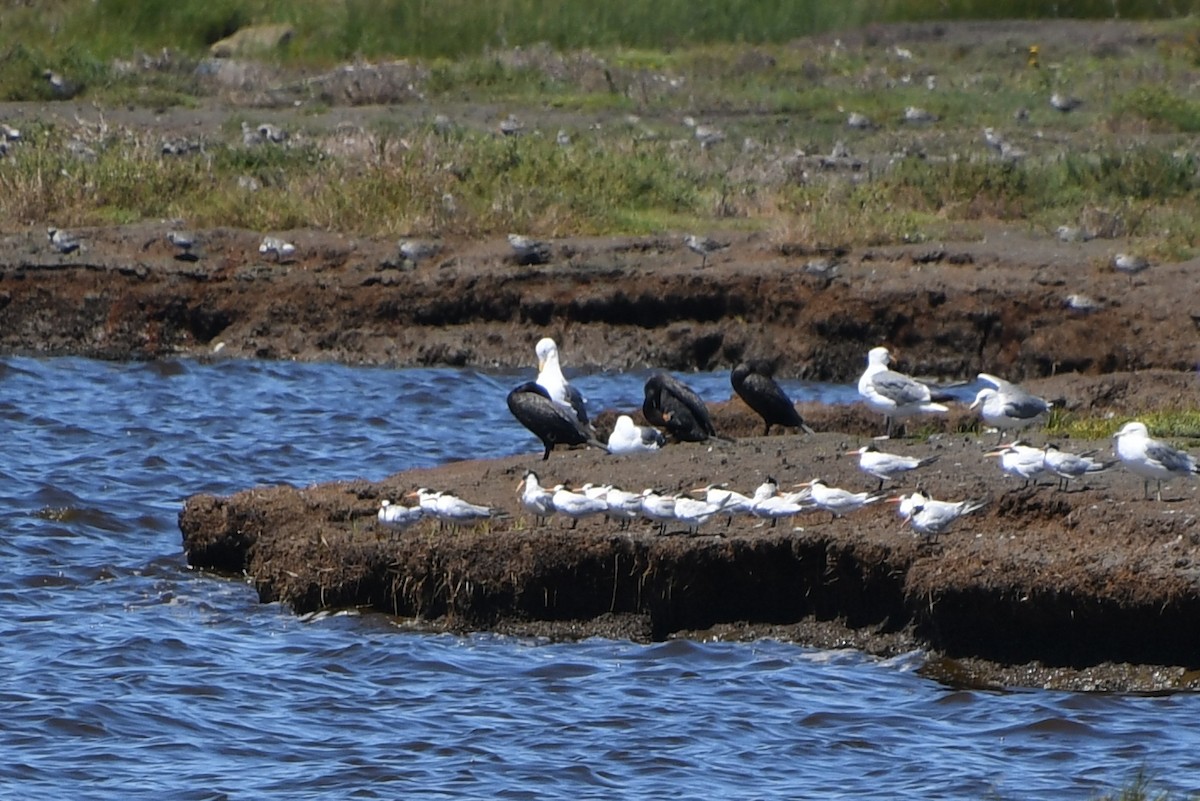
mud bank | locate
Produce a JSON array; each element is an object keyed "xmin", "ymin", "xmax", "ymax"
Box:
[
  {"xmin": 2, "ymin": 222, "xmax": 1198, "ymax": 382},
  {"xmin": 180, "ymin": 418, "xmax": 1200, "ymax": 692}
]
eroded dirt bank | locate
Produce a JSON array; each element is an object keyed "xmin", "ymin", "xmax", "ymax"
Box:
[
  {"xmin": 1, "ymin": 222, "xmax": 1197, "ymax": 381},
  {"xmin": 180, "ymin": 402, "xmax": 1200, "ymax": 691}
]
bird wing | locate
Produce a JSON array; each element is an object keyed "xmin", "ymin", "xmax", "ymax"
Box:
[
  {"xmin": 1145, "ymin": 440, "xmax": 1197, "ymax": 474},
  {"xmin": 564, "ymin": 384, "xmax": 590, "ymax": 426},
  {"xmin": 737, "ymin": 372, "xmax": 803, "ymax": 427},
  {"xmin": 871, "ymin": 370, "xmax": 932, "ymax": 405},
  {"xmin": 507, "ymin": 383, "xmax": 589, "ymax": 447},
  {"xmin": 1001, "ymin": 390, "xmax": 1050, "ymax": 420}
]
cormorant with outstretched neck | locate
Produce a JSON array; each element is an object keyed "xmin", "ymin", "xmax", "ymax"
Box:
[
  {"xmin": 506, "ymin": 381, "xmax": 607, "ymax": 460},
  {"xmin": 730, "ymin": 362, "xmax": 814, "ymax": 436},
  {"xmin": 642, "ymin": 372, "xmax": 721, "ymax": 442}
]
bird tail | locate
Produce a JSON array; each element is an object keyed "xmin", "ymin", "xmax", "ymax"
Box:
[
  {"xmin": 588, "ymin": 436, "xmax": 611, "ymax": 454},
  {"xmin": 800, "ymin": 422, "xmax": 816, "ymax": 435},
  {"xmin": 964, "ymin": 498, "xmax": 989, "ymax": 516},
  {"xmin": 916, "ymin": 455, "xmax": 941, "ymax": 469}
]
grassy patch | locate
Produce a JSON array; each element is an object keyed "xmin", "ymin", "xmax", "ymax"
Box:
[{"xmin": 1047, "ymin": 409, "xmax": 1200, "ymax": 442}]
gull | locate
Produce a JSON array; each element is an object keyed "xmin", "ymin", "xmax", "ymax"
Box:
[
  {"xmin": 1064, "ymin": 294, "xmax": 1101, "ymax": 313},
  {"xmin": 799, "ymin": 479, "xmax": 885, "ymax": 521},
  {"xmin": 551, "ymin": 485, "xmax": 608, "ymax": 529},
  {"xmin": 259, "ymin": 236, "xmax": 296, "ymax": 262},
  {"xmin": 730, "ymin": 362, "xmax": 814, "ymax": 436},
  {"xmin": 846, "ymin": 111, "xmax": 873, "ymax": 129},
  {"xmin": 903, "ymin": 106, "xmax": 937, "ymax": 124},
  {"xmin": 556, "ymin": 129, "xmax": 571, "ymax": 147},
  {"xmin": 1042, "ymin": 444, "xmax": 1115, "ymax": 492},
  {"xmin": 406, "ymin": 488, "xmax": 494, "ymax": 528},
  {"xmin": 603, "ymin": 486, "xmax": 644, "ymax": 529},
  {"xmin": 971, "ymin": 373, "xmax": 1052, "ymax": 442},
  {"xmin": 607, "ymin": 414, "xmax": 665, "ymax": 454},
  {"xmin": 982, "ymin": 127, "xmax": 1005, "ymax": 152},
  {"xmin": 519, "ymin": 471, "xmax": 557, "ymax": 525},
  {"xmin": 46, "ymin": 227, "xmax": 81, "ymax": 254},
  {"xmin": 506, "ymin": 381, "xmax": 607, "ymax": 461},
  {"xmin": 43, "ymin": 69, "xmax": 77, "ymax": 97},
  {"xmin": 257, "ymin": 123, "xmax": 287, "ymax": 144},
  {"xmin": 683, "ymin": 234, "xmax": 729, "ymax": 268},
  {"xmin": 399, "ymin": 239, "xmax": 441, "ymax": 267},
  {"xmin": 639, "ymin": 489, "xmax": 678, "ymax": 534},
  {"xmin": 534, "ymin": 337, "xmax": 589, "ymax": 427},
  {"xmin": 1112, "ymin": 421, "xmax": 1199, "ymax": 501},
  {"xmin": 499, "ymin": 114, "xmax": 524, "ymax": 137},
  {"xmin": 682, "ymin": 116, "xmax": 725, "ymax": 149},
  {"xmin": 1112, "ymin": 253, "xmax": 1149, "ymax": 284},
  {"xmin": 857, "ymin": 346, "xmax": 950, "ymax": 438},
  {"xmin": 167, "ymin": 230, "xmax": 199, "ymax": 261},
  {"xmin": 892, "ymin": 492, "xmax": 987, "ymax": 544},
  {"xmin": 377, "ymin": 499, "xmax": 424, "ymax": 532},
  {"xmin": 845, "ymin": 444, "xmax": 940, "ymax": 491},
  {"xmin": 1, "ymin": 123, "xmax": 21, "ymax": 141},
  {"xmin": 507, "ymin": 233, "xmax": 551, "ymax": 265},
  {"xmin": 986, "ymin": 441, "xmax": 1048, "ymax": 488},
  {"xmin": 1056, "ymin": 225, "xmax": 1092, "ymax": 243},
  {"xmin": 1050, "ymin": 92, "xmax": 1082, "ymax": 113},
  {"xmin": 643, "ymin": 372, "xmax": 721, "ymax": 442},
  {"xmin": 672, "ymin": 495, "xmax": 730, "ymax": 534}
]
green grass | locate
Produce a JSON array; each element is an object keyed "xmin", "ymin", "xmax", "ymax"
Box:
[{"xmin": 1047, "ymin": 409, "xmax": 1200, "ymax": 441}]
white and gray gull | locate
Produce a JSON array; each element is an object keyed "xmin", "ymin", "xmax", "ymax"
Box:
[
  {"xmin": 1112, "ymin": 421, "xmax": 1199, "ymax": 501},
  {"xmin": 856, "ymin": 346, "xmax": 951, "ymax": 438},
  {"xmin": 971, "ymin": 373, "xmax": 1052, "ymax": 442},
  {"xmin": 607, "ymin": 414, "xmax": 665, "ymax": 454},
  {"xmin": 534, "ymin": 337, "xmax": 589, "ymax": 428}
]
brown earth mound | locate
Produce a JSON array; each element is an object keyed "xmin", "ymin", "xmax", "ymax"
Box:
[{"xmin": 180, "ymin": 402, "xmax": 1200, "ymax": 691}]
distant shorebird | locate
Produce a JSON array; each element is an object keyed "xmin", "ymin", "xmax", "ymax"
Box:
[
  {"xmin": 683, "ymin": 234, "xmax": 729, "ymax": 268},
  {"xmin": 1112, "ymin": 253, "xmax": 1150, "ymax": 284},
  {"xmin": 47, "ymin": 227, "xmax": 80, "ymax": 254},
  {"xmin": 1064, "ymin": 293, "xmax": 1101, "ymax": 313},
  {"xmin": 1050, "ymin": 92, "xmax": 1083, "ymax": 113},
  {"xmin": 259, "ymin": 236, "xmax": 296, "ymax": 262},
  {"xmin": 550, "ymin": 485, "xmax": 608, "ymax": 529},
  {"xmin": 406, "ymin": 488, "xmax": 494, "ymax": 527},
  {"xmin": 683, "ymin": 116, "xmax": 725, "ymax": 149},
  {"xmin": 519, "ymin": 471, "xmax": 557, "ymax": 526},
  {"xmin": 1112, "ymin": 421, "xmax": 1199, "ymax": 501},
  {"xmin": 799, "ymin": 478, "xmax": 884, "ymax": 521},
  {"xmin": 846, "ymin": 111, "xmax": 873, "ymax": 130},
  {"xmin": 398, "ymin": 238, "xmax": 440, "ymax": 268},
  {"xmin": 167, "ymin": 230, "xmax": 199, "ymax": 260},
  {"xmin": 857, "ymin": 346, "xmax": 950, "ymax": 438},
  {"xmin": 730, "ymin": 362, "xmax": 813, "ymax": 436},
  {"xmin": 507, "ymin": 234, "xmax": 551, "ymax": 265},
  {"xmin": 903, "ymin": 106, "xmax": 937, "ymax": 124},
  {"xmin": 556, "ymin": 129, "xmax": 571, "ymax": 147},
  {"xmin": 499, "ymin": 114, "xmax": 524, "ymax": 137}
]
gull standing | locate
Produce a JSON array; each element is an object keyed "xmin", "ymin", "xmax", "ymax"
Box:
[
  {"xmin": 399, "ymin": 239, "xmax": 441, "ymax": 267},
  {"xmin": 1050, "ymin": 92, "xmax": 1082, "ymax": 113},
  {"xmin": 534, "ymin": 337, "xmax": 589, "ymax": 427},
  {"xmin": 167, "ymin": 230, "xmax": 199, "ymax": 260},
  {"xmin": 1112, "ymin": 421, "xmax": 1199, "ymax": 501},
  {"xmin": 683, "ymin": 234, "xmax": 729, "ymax": 268},
  {"xmin": 986, "ymin": 441, "xmax": 1048, "ymax": 488},
  {"xmin": 1042, "ymin": 444, "xmax": 1115, "ymax": 492},
  {"xmin": 799, "ymin": 479, "xmax": 885, "ymax": 521},
  {"xmin": 377, "ymin": 499, "xmax": 424, "ymax": 532},
  {"xmin": 47, "ymin": 227, "xmax": 81, "ymax": 254},
  {"xmin": 893, "ymin": 493, "xmax": 987, "ymax": 543},
  {"xmin": 730, "ymin": 362, "xmax": 814, "ymax": 436},
  {"xmin": 507, "ymin": 234, "xmax": 551, "ymax": 265},
  {"xmin": 971, "ymin": 373, "xmax": 1052, "ymax": 443},
  {"xmin": 643, "ymin": 373, "xmax": 721, "ymax": 443},
  {"xmin": 845, "ymin": 444, "xmax": 940, "ymax": 491},
  {"xmin": 259, "ymin": 236, "xmax": 296, "ymax": 262},
  {"xmin": 519, "ymin": 471, "xmax": 557, "ymax": 525},
  {"xmin": 607, "ymin": 414, "xmax": 665, "ymax": 454},
  {"xmin": 506, "ymin": 381, "xmax": 607, "ymax": 461},
  {"xmin": 857, "ymin": 347, "xmax": 950, "ymax": 438},
  {"xmin": 1112, "ymin": 253, "xmax": 1150, "ymax": 285},
  {"xmin": 550, "ymin": 485, "xmax": 608, "ymax": 529}
]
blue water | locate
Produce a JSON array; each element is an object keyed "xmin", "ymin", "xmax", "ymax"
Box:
[{"xmin": 1, "ymin": 356, "xmax": 1195, "ymax": 800}]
